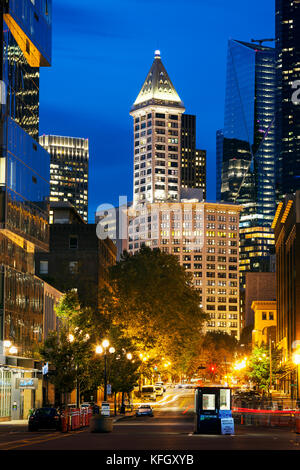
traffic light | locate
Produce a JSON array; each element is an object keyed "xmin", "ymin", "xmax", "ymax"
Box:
[{"xmin": 209, "ymin": 364, "xmax": 217, "ymax": 374}]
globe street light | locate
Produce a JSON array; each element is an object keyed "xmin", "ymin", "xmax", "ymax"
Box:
[{"xmin": 96, "ymin": 340, "xmax": 114, "ymax": 403}]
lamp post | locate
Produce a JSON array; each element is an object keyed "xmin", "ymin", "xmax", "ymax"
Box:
[{"xmin": 96, "ymin": 340, "xmax": 114, "ymax": 403}]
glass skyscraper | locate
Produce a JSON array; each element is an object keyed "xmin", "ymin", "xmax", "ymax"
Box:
[
  {"xmin": 0, "ymin": 0, "xmax": 52, "ymax": 420},
  {"xmin": 218, "ymin": 40, "xmax": 276, "ymax": 286}
]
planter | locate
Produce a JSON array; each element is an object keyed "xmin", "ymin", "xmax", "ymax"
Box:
[{"xmin": 89, "ymin": 415, "xmax": 113, "ymax": 433}]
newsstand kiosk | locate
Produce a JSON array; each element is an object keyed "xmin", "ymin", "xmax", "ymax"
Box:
[{"xmin": 194, "ymin": 387, "xmax": 234, "ymax": 435}]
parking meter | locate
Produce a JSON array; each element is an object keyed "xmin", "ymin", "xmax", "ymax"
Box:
[{"xmin": 194, "ymin": 387, "xmax": 234, "ymax": 435}]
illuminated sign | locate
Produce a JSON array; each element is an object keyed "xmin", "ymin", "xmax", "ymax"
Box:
[{"xmin": 16, "ymin": 378, "xmax": 38, "ymax": 390}]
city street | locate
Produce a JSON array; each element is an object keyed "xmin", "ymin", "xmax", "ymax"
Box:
[{"xmin": 0, "ymin": 389, "xmax": 299, "ymax": 452}]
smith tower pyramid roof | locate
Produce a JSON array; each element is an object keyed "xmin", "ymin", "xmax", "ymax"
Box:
[{"xmin": 131, "ymin": 50, "xmax": 185, "ymax": 112}]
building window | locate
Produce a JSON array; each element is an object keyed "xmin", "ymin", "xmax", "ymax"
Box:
[
  {"xmin": 69, "ymin": 261, "xmax": 79, "ymax": 274},
  {"xmin": 40, "ymin": 260, "xmax": 48, "ymax": 274},
  {"xmin": 69, "ymin": 236, "xmax": 78, "ymax": 249}
]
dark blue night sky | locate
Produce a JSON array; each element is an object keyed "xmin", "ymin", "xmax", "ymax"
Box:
[{"xmin": 39, "ymin": 0, "xmax": 275, "ymax": 223}]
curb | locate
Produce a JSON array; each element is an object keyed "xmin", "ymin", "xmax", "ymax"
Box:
[{"xmin": 113, "ymin": 413, "xmax": 135, "ymax": 423}]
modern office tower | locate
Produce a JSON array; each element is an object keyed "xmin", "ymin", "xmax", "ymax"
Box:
[
  {"xmin": 272, "ymin": 191, "xmax": 300, "ymax": 399},
  {"xmin": 216, "ymin": 129, "xmax": 224, "ymax": 201},
  {"xmin": 128, "ymin": 200, "xmax": 242, "ymax": 339},
  {"xmin": 275, "ymin": 0, "xmax": 300, "ymax": 198},
  {"xmin": 39, "ymin": 135, "xmax": 89, "ymax": 222},
  {"xmin": 219, "ymin": 39, "xmax": 277, "ymax": 286},
  {"xmin": 130, "ymin": 50, "xmax": 185, "ymax": 206},
  {"xmin": 181, "ymin": 114, "xmax": 206, "ymax": 199},
  {"xmin": 0, "ymin": 0, "xmax": 52, "ymax": 420}
]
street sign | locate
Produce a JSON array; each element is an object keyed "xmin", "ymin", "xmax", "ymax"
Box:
[
  {"xmin": 107, "ymin": 384, "xmax": 112, "ymax": 395},
  {"xmin": 221, "ymin": 418, "xmax": 235, "ymax": 435},
  {"xmin": 15, "ymin": 378, "xmax": 38, "ymax": 390},
  {"xmin": 101, "ymin": 402, "xmax": 110, "ymax": 416}
]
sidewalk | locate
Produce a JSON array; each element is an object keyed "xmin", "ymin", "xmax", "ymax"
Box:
[
  {"xmin": 0, "ymin": 420, "xmax": 28, "ymax": 433},
  {"xmin": 0, "ymin": 412, "xmax": 135, "ymax": 433},
  {"xmin": 113, "ymin": 411, "xmax": 135, "ymax": 422}
]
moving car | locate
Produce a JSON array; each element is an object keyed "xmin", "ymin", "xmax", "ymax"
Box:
[
  {"xmin": 155, "ymin": 382, "xmax": 166, "ymax": 392},
  {"xmin": 28, "ymin": 407, "xmax": 61, "ymax": 432},
  {"xmin": 136, "ymin": 405, "xmax": 153, "ymax": 417},
  {"xmin": 141, "ymin": 385, "xmax": 156, "ymax": 401},
  {"xmin": 154, "ymin": 385, "xmax": 164, "ymax": 396}
]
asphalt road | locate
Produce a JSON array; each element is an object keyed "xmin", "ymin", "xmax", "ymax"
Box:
[{"xmin": 0, "ymin": 389, "xmax": 299, "ymax": 453}]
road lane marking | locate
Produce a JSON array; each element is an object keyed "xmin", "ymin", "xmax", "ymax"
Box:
[{"xmin": 0, "ymin": 430, "xmax": 86, "ymax": 451}]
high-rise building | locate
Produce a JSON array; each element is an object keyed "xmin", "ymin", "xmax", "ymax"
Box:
[
  {"xmin": 130, "ymin": 50, "xmax": 185, "ymax": 206},
  {"xmin": 275, "ymin": 0, "xmax": 300, "ymax": 198},
  {"xmin": 181, "ymin": 114, "xmax": 206, "ymax": 198},
  {"xmin": 216, "ymin": 129, "xmax": 224, "ymax": 201},
  {"xmin": 219, "ymin": 39, "xmax": 277, "ymax": 286},
  {"xmin": 272, "ymin": 191, "xmax": 300, "ymax": 399},
  {"xmin": 129, "ymin": 52, "xmax": 242, "ymax": 338},
  {"xmin": 128, "ymin": 201, "xmax": 243, "ymax": 339},
  {"xmin": 39, "ymin": 135, "xmax": 89, "ymax": 222},
  {"xmin": 0, "ymin": 0, "xmax": 52, "ymax": 420}
]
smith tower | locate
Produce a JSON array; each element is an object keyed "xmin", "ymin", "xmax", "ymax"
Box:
[{"xmin": 130, "ymin": 50, "xmax": 185, "ymax": 206}]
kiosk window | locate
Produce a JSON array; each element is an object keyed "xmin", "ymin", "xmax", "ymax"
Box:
[
  {"xmin": 202, "ymin": 394, "xmax": 215, "ymax": 410},
  {"xmin": 220, "ymin": 389, "xmax": 231, "ymax": 410}
]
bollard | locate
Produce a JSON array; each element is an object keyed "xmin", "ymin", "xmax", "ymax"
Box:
[{"xmin": 60, "ymin": 412, "xmax": 68, "ymax": 433}]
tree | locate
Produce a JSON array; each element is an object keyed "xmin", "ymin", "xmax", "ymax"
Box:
[
  {"xmin": 246, "ymin": 345, "xmax": 286, "ymax": 393},
  {"xmin": 39, "ymin": 326, "xmax": 94, "ymax": 405},
  {"xmin": 108, "ymin": 246, "xmax": 208, "ymax": 373},
  {"xmin": 187, "ymin": 331, "xmax": 239, "ymax": 382}
]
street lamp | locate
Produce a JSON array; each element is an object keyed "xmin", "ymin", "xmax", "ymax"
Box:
[
  {"xmin": 96, "ymin": 339, "xmax": 114, "ymax": 402},
  {"xmin": 3, "ymin": 341, "xmax": 18, "ymax": 355}
]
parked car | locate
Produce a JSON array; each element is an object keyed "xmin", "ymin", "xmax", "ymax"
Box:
[
  {"xmin": 81, "ymin": 402, "xmax": 99, "ymax": 414},
  {"xmin": 28, "ymin": 407, "xmax": 61, "ymax": 432},
  {"xmin": 136, "ymin": 404, "xmax": 153, "ymax": 417}
]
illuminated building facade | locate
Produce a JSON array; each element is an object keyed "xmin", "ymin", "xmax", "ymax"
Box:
[
  {"xmin": 130, "ymin": 50, "xmax": 185, "ymax": 206},
  {"xmin": 273, "ymin": 191, "xmax": 300, "ymax": 399},
  {"xmin": 39, "ymin": 135, "xmax": 89, "ymax": 222},
  {"xmin": 275, "ymin": 0, "xmax": 300, "ymax": 198},
  {"xmin": 181, "ymin": 114, "xmax": 206, "ymax": 199},
  {"xmin": 128, "ymin": 201, "xmax": 242, "ymax": 339},
  {"xmin": 0, "ymin": 0, "xmax": 52, "ymax": 420}
]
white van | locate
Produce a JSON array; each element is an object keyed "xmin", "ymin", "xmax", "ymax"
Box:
[{"xmin": 141, "ymin": 385, "xmax": 156, "ymax": 401}]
